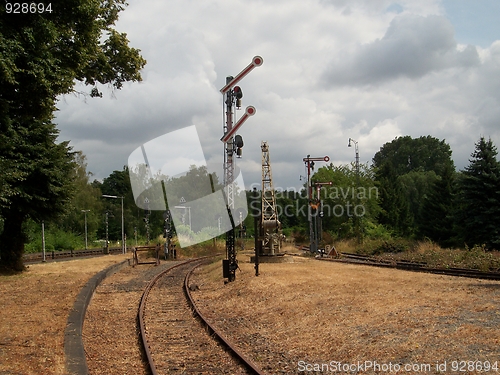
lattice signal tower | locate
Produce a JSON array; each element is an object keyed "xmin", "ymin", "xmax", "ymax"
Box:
[{"xmin": 261, "ymin": 141, "xmax": 281, "ymax": 254}]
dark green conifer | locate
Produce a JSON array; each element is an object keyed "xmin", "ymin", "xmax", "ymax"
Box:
[
  {"xmin": 419, "ymin": 163, "xmax": 456, "ymax": 247},
  {"xmin": 456, "ymin": 137, "xmax": 500, "ymax": 249}
]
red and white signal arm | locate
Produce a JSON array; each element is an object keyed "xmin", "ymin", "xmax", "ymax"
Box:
[
  {"xmin": 220, "ymin": 56, "xmax": 264, "ymax": 94},
  {"xmin": 303, "ymin": 156, "xmax": 330, "ymax": 162},
  {"xmin": 221, "ymin": 106, "xmax": 256, "ymax": 143}
]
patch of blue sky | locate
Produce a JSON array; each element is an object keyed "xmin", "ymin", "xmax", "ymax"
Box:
[
  {"xmin": 442, "ymin": 0, "xmax": 500, "ymax": 47},
  {"xmin": 385, "ymin": 3, "xmax": 404, "ymax": 14}
]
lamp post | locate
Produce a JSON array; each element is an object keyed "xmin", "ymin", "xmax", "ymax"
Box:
[
  {"xmin": 348, "ymin": 138, "xmax": 361, "ymax": 243},
  {"xmin": 348, "ymin": 138, "xmax": 359, "ymax": 177},
  {"xmin": 102, "ymin": 195, "xmax": 125, "ymax": 254},
  {"xmin": 174, "ymin": 206, "xmax": 191, "ymax": 231},
  {"xmin": 42, "ymin": 221, "xmax": 46, "ymax": 262},
  {"xmin": 81, "ymin": 210, "xmax": 90, "ymax": 250}
]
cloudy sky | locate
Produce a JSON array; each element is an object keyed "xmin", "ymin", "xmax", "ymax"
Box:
[{"xmin": 55, "ymin": 0, "xmax": 500, "ymax": 191}]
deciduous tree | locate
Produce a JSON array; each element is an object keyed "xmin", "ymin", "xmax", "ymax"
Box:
[
  {"xmin": 0, "ymin": 0, "xmax": 146, "ymax": 271},
  {"xmin": 373, "ymin": 135, "xmax": 455, "ymax": 236}
]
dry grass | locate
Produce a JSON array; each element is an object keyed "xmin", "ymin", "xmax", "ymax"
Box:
[
  {"xmin": 191, "ymin": 252, "xmax": 500, "ymax": 374},
  {"xmin": 376, "ymin": 242, "xmax": 500, "ymax": 272},
  {"xmin": 334, "ymin": 239, "xmax": 500, "ymax": 272},
  {"xmin": 330, "ymin": 239, "xmax": 355, "ymax": 254},
  {"xmin": 0, "ymin": 254, "xmax": 129, "ymax": 375},
  {"xmin": 2, "ymin": 248, "xmax": 498, "ymax": 375}
]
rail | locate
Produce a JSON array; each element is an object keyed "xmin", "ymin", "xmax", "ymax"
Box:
[
  {"xmin": 138, "ymin": 257, "xmax": 265, "ymax": 375},
  {"xmin": 24, "ymin": 246, "xmax": 126, "ymax": 262},
  {"xmin": 319, "ymin": 252, "xmax": 500, "ymax": 280}
]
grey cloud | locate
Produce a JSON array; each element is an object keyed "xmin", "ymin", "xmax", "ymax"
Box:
[
  {"xmin": 53, "ymin": 0, "xmax": 499, "ymax": 190},
  {"xmin": 321, "ymin": 14, "xmax": 480, "ymax": 86}
]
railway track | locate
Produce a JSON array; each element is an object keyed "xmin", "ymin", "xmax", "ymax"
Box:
[
  {"xmin": 24, "ymin": 246, "xmax": 125, "ymax": 263},
  {"xmin": 295, "ymin": 245, "xmax": 500, "ymax": 280},
  {"xmin": 139, "ymin": 258, "xmax": 264, "ymax": 375},
  {"xmin": 318, "ymin": 251, "xmax": 500, "ymax": 280}
]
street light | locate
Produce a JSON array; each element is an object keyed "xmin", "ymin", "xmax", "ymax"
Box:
[
  {"xmin": 102, "ymin": 195, "xmax": 125, "ymax": 254},
  {"xmin": 348, "ymin": 137, "xmax": 359, "ymax": 176},
  {"xmin": 348, "ymin": 138, "xmax": 361, "ymax": 243},
  {"xmin": 174, "ymin": 205, "xmax": 191, "ymax": 231},
  {"xmin": 81, "ymin": 210, "xmax": 90, "ymax": 250}
]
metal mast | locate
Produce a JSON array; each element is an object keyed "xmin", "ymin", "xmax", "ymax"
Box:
[
  {"xmin": 220, "ymin": 56, "xmax": 263, "ymax": 282},
  {"xmin": 348, "ymin": 137, "xmax": 361, "ymax": 243},
  {"xmin": 302, "ymin": 154, "xmax": 329, "ymax": 253},
  {"xmin": 223, "ymin": 76, "xmax": 235, "ymax": 209},
  {"xmin": 261, "ymin": 141, "xmax": 281, "ymax": 255}
]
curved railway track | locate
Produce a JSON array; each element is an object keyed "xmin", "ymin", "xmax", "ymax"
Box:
[{"xmin": 138, "ymin": 258, "xmax": 264, "ymax": 375}]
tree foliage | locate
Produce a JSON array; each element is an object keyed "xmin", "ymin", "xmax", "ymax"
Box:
[
  {"xmin": 0, "ymin": 116, "xmax": 75, "ymax": 271},
  {"xmin": 375, "ymin": 161, "xmax": 412, "ymax": 236},
  {"xmin": 1, "ymin": 0, "xmax": 146, "ymax": 99},
  {"xmin": 0, "ymin": 0, "xmax": 146, "ymax": 271},
  {"xmin": 308, "ymin": 163, "xmax": 381, "ymax": 240},
  {"xmin": 373, "ymin": 135, "xmax": 454, "ymax": 177},
  {"xmin": 419, "ymin": 163, "xmax": 456, "ymax": 247},
  {"xmin": 455, "ymin": 137, "xmax": 500, "ymax": 249},
  {"xmin": 373, "ymin": 135, "xmax": 455, "ymax": 236},
  {"xmin": 56, "ymin": 152, "xmax": 103, "ymax": 237}
]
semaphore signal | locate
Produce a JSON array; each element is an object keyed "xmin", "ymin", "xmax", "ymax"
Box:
[{"xmin": 221, "ymin": 56, "xmax": 263, "ymax": 282}]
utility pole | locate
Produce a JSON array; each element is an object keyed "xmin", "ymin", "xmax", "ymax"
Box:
[
  {"xmin": 303, "ymin": 155, "xmax": 329, "ymax": 253},
  {"xmin": 105, "ymin": 211, "xmax": 109, "ymax": 254},
  {"xmin": 42, "ymin": 221, "xmax": 46, "ymax": 262},
  {"xmin": 220, "ymin": 56, "xmax": 263, "ymax": 282},
  {"xmin": 102, "ymin": 195, "xmax": 125, "ymax": 253},
  {"xmin": 81, "ymin": 210, "xmax": 90, "ymax": 250}
]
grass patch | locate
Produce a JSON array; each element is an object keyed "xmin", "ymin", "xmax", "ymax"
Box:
[
  {"xmin": 177, "ymin": 238, "xmax": 225, "ymax": 258},
  {"xmin": 191, "ymin": 255, "xmax": 500, "ymax": 372},
  {"xmin": 399, "ymin": 242, "xmax": 500, "ymax": 272},
  {"xmin": 335, "ymin": 238, "xmax": 500, "ymax": 272}
]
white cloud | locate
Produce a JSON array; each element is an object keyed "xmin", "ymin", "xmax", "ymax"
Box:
[
  {"xmin": 321, "ymin": 14, "xmax": 479, "ymax": 86},
  {"xmin": 55, "ymin": 0, "xmax": 500, "ymax": 190}
]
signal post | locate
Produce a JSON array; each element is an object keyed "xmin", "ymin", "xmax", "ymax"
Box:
[
  {"xmin": 220, "ymin": 56, "xmax": 263, "ymax": 282},
  {"xmin": 303, "ymin": 155, "xmax": 329, "ymax": 253}
]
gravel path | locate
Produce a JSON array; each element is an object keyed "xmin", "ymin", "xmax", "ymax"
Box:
[{"xmin": 83, "ymin": 261, "xmax": 182, "ymax": 375}]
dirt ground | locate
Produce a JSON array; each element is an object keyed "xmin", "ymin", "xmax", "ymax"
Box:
[
  {"xmin": 0, "ymin": 254, "xmax": 129, "ymax": 375},
  {"xmin": 190, "ymin": 252, "xmax": 500, "ymax": 374},
  {"xmin": 1, "ymin": 251, "xmax": 499, "ymax": 375}
]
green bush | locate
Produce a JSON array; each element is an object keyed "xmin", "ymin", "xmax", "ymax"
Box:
[
  {"xmin": 363, "ymin": 221, "xmax": 393, "ymax": 241},
  {"xmin": 357, "ymin": 238, "xmax": 413, "ymax": 255},
  {"xmin": 24, "ymin": 227, "xmax": 84, "ymax": 253}
]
